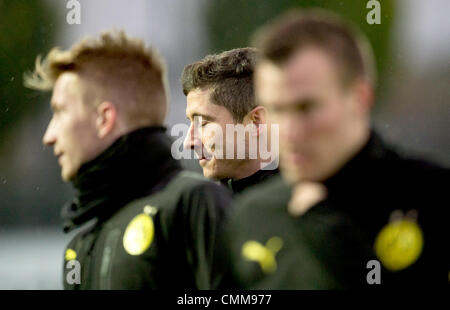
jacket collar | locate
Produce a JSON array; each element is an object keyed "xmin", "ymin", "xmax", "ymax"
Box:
[
  {"xmin": 221, "ymin": 167, "xmax": 279, "ymax": 195},
  {"xmin": 61, "ymin": 126, "xmax": 182, "ymax": 232},
  {"xmin": 323, "ymin": 130, "xmax": 390, "ymax": 193}
]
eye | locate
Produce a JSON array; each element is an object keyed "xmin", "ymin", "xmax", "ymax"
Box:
[
  {"xmin": 200, "ymin": 121, "xmax": 209, "ymax": 127},
  {"xmin": 300, "ymin": 103, "xmax": 312, "ymax": 113},
  {"xmin": 296, "ymin": 100, "xmax": 317, "ymax": 114}
]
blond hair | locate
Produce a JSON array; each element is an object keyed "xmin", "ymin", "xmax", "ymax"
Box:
[{"xmin": 24, "ymin": 30, "xmax": 168, "ymax": 126}]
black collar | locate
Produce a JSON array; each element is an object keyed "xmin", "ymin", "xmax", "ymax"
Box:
[
  {"xmin": 61, "ymin": 126, "xmax": 182, "ymax": 232},
  {"xmin": 221, "ymin": 167, "xmax": 279, "ymax": 195},
  {"xmin": 323, "ymin": 130, "xmax": 390, "ymax": 193}
]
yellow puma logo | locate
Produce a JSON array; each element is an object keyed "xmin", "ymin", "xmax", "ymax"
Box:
[{"xmin": 241, "ymin": 237, "xmax": 283, "ymax": 274}]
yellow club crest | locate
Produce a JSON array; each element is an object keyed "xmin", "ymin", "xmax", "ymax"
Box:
[
  {"xmin": 65, "ymin": 248, "xmax": 77, "ymax": 261},
  {"xmin": 242, "ymin": 237, "xmax": 283, "ymax": 274},
  {"xmin": 374, "ymin": 212, "xmax": 424, "ymax": 272},
  {"xmin": 123, "ymin": 213, "xmax": 154, "ymax": 256}
]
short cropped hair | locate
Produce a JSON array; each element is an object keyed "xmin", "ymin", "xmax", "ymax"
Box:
[
  {"xmin": 181, "ymin": 47, "xmax": 258, "ymax": 122},
  {"xmin": 253, "ymin": 9, "xmax": 376, "ymax": 88},
  {"xmin": 24, "ymin": 30, "xmax": 168, "ymax": 126}
]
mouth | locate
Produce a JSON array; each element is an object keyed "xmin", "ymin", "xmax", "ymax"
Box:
[
  {"xmin": 55, "ymin": 153, "xmax": 63, "ymax": 164},
  {"xmin": 194, "ymin": 147, "xmax": 212, "ymax": 163},
  {"xmin": 198, "ymin": 154, "xmax": 212, "ymax": 166},
  {"xmin": 199, "ymin": 153, "xmax": 215, "ymax": 169},
  {"xmin": 286, "ymin": 151, "xmax": 309, "ymax": 166}
]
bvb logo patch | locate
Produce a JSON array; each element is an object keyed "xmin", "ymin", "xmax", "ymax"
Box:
[
  {"xmin": 123, "ymin": 213, "xmax": 154, "ymax": 256},
  {"xmin": 242, "ymin": 237, "xmax": 283, "ymax": 274},
  {"xmin": 65, "ymin": 248, "xmax": 77, "ymax": 261},
  {"xmin": 374, "ymin": 210, "xmax": 423, "ymax": 271}
]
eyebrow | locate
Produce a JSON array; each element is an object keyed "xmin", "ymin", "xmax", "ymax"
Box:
[
  {"xmin": 294, "ymin": 98, "xmax": 318, "ymax": 107},
  {"xmin": 187, "ymin": 113, "xmax": 216, "ymax": 121}
]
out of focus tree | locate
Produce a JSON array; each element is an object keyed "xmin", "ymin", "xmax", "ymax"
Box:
[
  {"xmin": 206, "ymin": 0, "xmax": 394, "ymax": 97},
  {"xmin": 0, "ymin": 0, "xmax": 57, "ymax": 143},
  {"xmin": 0, "ymin": 0, "xmax": 59, "ymax": 226}
]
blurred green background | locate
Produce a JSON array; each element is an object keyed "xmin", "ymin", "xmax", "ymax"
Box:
[
  {"xmin": 0, "ymin": 0, "xmax": 448, "ymax": 289},
  {"xmin": 207, "ymin": 0, "xmax": 394, "ymax": 96},
  {"xmin": 0, "ymin": 0, "xmax": 56, "ymax": 141},
  {"xmin": 0, "ymin": 0, "xmax": 397, "ymax": 228}
]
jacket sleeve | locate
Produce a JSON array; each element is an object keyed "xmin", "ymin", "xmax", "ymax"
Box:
[{"xmin": 178, "ymin": 181, "xmax": 233, "ymax": 289}]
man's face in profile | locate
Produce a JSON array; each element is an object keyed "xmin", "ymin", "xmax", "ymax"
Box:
[
  {"xmin": 184, "ymin": 87, "xmax": 248, "ymax": 180},
  {"xmin": 42, "ymin": 72, "xmax": 100, "ymax": 181},
  {"xmin": 255, "ymin": 48, "xmax": 366, "ymax": 184}
]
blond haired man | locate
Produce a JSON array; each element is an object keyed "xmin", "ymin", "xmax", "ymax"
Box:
[{"xmin": 25, "ymin": 30, "xmax": 232, "ymax": 289}]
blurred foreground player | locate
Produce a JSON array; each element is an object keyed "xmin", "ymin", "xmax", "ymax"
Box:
[
  {"xmin": 181, "ymin": 48, "xmax": 279, "ymax": 195},
  {"xmin": 24, "ymin": 30, "xmax": 232, "ymax": 289},
  {"xmin": 223, "ymin": 9, "xmax": 449, "ymax": 288}
]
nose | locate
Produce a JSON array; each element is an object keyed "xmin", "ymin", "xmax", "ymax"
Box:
[
  {"xmin": 42, "ymin": 118, "xmax": 56, "ymax": 146},
  {"xmin": 183, "ymin": 122, "xmax": 201, "ymax": 150}
]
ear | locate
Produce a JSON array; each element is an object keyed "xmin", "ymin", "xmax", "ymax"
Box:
[
  {"xmin": 96, "ymin": 101, "xmax": 117, "ymax": 139},
  {"xmin": 355, "ymin": 79, "xmax": 374, "ymax": 114},
  {"xmin": 244, "ymin": 106, "xmax": 268, "ymax": 137}
]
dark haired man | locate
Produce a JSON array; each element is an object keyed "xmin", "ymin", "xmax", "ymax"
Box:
[
  {"xmin": 223, "ymin": 10, "xmax": 449, "ymax": 289},
  {"xmin": 181, "ymin": 48, "xmax": 278, "ymax": 195}
]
